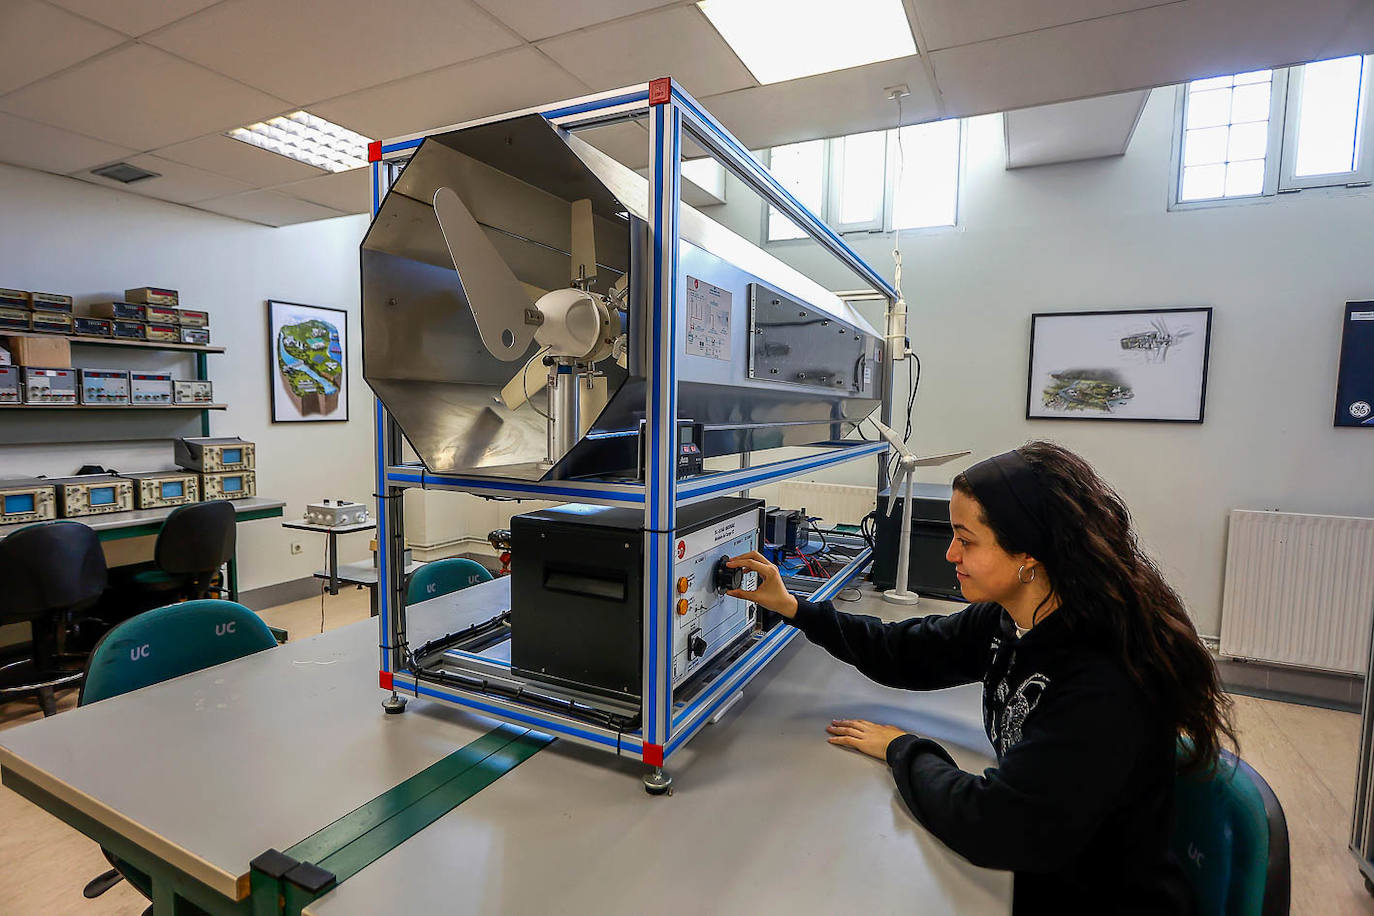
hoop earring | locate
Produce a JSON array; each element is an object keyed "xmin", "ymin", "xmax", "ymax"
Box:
[{"xmin": 1017, "ymin": 564, "xmax": 1036, "ymax": 585}]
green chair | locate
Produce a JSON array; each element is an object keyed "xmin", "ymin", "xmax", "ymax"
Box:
[
  {"xmin": 406, "ymin": 557, "xmax": 493, "ymax": 604},
  {"xmin": 1172, "ymin": 744, "xmax": 1290, "ymax": 916},
  {"xmin": 79, "ymin": 600, "xmax": 277, "ymax": 910}
]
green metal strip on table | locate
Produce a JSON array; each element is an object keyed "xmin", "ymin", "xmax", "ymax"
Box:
[
  {"xmin": 96, "ymin": 506, "xmax": 284, "ymax": 542},
  {"xmin": 253, "ymin": 722, "xmax": 550, "ymax": 916}
]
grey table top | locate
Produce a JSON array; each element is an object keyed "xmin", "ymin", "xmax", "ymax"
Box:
[
  {"xmin": 0, "ymin": 497, "xmax": 286, "ymax": 539},
  {"xmin": 281, "ymin": 520, "xmax": 375, "ymax": 535},
  {"xmin": 303, "ymin": 588, "xmax": 1008, "ymax": 916},
  {"xmin": 0, "ymin": 579, "xmax": 1008, "ymax": 913}
]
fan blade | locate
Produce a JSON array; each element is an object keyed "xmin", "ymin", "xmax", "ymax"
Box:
[
  {"xmin": 886, "ymin": 464, "xmax": 910, "ymax": 517},
  {"xmin": 869, "ymin": 417, "xmax": 915, "ymax": 459},
  {"xmin": 499, "ymin": 356, "xmax": 549, "ymax": 411},
  {"xmin": 433, "ymin": 186, "xmax": 541, "ymax": 362},
  {"xmin": 571, "ymin": 198, "xmax": 597, "ymax": 287},
  {"xmin": 912, "ymin": 450, "xmax": 972, "ymax": 467}
]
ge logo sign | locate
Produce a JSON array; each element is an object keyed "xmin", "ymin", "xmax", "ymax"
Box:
[
  {"xmin": 130, "ymin": 644, "xmax": 151, "ymax": 661},
  {"xmin": 1351, "ymin": 401, "xmax": 1372, "ymax": 419},
  {"xmin": 215, "ymin": 622, "xmax": 237, "ymax": 636}
]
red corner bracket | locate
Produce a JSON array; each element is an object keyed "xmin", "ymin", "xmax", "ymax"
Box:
[
  {"xmin": 642, "ymin": 743, "xmax": 665, "ymax": 766},
  {"xmin": 648, "ymin": 78, "xmax": 672, "ymax": 106},
  {"xmin": 379, "ymin": 670, "xmax": 393, "ymax": 690},
  {"xmin": 367, "ymin": 140, "xmax": 382, "ymax": 163}
]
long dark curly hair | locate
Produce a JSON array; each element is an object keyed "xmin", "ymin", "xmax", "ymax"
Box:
[{"xmin": 952, "ymin": 440, "xmax": 1235, "ymax": 773}]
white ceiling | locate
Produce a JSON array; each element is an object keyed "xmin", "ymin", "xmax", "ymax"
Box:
[{"xmin": 0, "ymin": 0, "xmax": 1371, "ymax": 226}]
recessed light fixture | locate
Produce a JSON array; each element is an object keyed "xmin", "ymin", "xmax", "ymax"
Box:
[
  {"xmin": 697, "ymin": 0, "xmax": 916, "ymax": 85},
  {"xmin": 91, "ymin": 161, "xmax": 160, "ymax": 184},
  {"xmin": 226, "ymin": 111, "xmax": 371, "ymax": 173}
]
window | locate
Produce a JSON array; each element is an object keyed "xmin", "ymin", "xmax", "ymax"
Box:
[
  {"xmin": 765, "ymin": 121, "xmax": 960, "ymax": 242},
  {"xmin": 1173, "ymin": 55, "xmax": 1374, "ymax": 206}
]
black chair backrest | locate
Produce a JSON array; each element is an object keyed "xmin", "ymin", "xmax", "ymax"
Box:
[
  {"xmin": 154, "ymin": 501, "xmax": 237, "ymax": 576},
  {"xmin": 0, "ymin": 521, "xmax": 108, "ymax": 621}
]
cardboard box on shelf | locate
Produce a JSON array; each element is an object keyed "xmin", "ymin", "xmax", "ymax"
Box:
[{"xmin": 4, "ymin": 335, "xmax": 70, "ymax": 367}]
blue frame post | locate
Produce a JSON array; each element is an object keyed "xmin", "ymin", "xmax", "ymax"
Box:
[{"xmin": 641, "ymin": 78, "xmax": 681, "ymax": 769}]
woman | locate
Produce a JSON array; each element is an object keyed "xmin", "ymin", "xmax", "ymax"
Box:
[{"xmin": 727, "ymin": 441, "xmax": 1232, "ymax": 914}]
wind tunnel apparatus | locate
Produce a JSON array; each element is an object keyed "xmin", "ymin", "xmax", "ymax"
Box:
[{"xmin": 361, "ymin": 113, "xmax": 886, "ymax": 481}]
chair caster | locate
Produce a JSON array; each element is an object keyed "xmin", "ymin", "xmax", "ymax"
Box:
[
  {"xmin": 83, "ymin": 868, "xmax": 123, "ymax": 898},
  {"xmin": 382, "ymin": 691, "xmax": 407, "ymax": 715},
  {"xmin": 643, "ymin": 767, "xmax": 673, "ymax": 796}
]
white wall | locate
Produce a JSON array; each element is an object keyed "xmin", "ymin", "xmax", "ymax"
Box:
[
  {"xmin": 0, "ymin": 164, "xmax": 373, "ymax": 592},
  {"xmin": 704, "ymin": 88, "xmax": 1374, "ymax": 637}
]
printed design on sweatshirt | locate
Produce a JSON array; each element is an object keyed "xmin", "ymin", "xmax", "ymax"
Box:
[{"xmin": 989, "ymin": 672, "xmax": 1051, "ymax": 756}]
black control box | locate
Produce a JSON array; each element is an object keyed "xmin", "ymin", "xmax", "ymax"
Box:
[
  {"xmin": 510, "ymin": 496, "xmax": 762, "ymax": 705},
  {"xmin": 872, "ymin": 483, "xmax": 962, "ymax": 600}
]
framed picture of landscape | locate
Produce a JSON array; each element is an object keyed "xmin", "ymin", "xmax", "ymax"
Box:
[
  {"xmin": 268, "ymin": 300, "xmax": 349, "ymax": 423},
  {"xmin": 1026, "ymin": 307, "xmax": 1212, "ymax": 423}
]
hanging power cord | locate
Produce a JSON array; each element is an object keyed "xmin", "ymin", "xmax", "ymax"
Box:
[
  {"xmin": 521, "ymin": 345, "xmax": 552, "ymax": 420},
  {"xmin": 320, "ymin": 537, "xmax": 329, "ymax": 634}
]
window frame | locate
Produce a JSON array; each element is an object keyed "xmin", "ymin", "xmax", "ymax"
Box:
[
  {"xmin": 883, "ymin": 118, "xmax": 963, "ymax": 233},
  {"xmin": 1277, "ymin": 55, "xmax": 1374, "ymax": 191},
  {"xmin": 1170, "ymin": 56, "xmax": 1374, "ymax": 209}
]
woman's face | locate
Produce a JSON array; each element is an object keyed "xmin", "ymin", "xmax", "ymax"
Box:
[{"xmin": 946, "ymin": 489, "xmax": 1025, "ymax": 605}]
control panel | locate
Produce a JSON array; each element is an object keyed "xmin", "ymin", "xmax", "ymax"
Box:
[
  {"xmin": 73, "ymin": 317, "xmax": 113, "ymax": 338},
  {"xmin": 0, "ymin": 306, "xmax": 31, "ymax": 331},
  {"xmin": 145, "ymin": 322, "xmax": 179, "ymax": 343},
  {"xmin": 669, "ymin": 505, "xmax": 760, "ymax": 685},
  {"xmin": 79, "ymin": 369, "xmax": 131, "ymax": 405},
  {"xmin": 144, "ymin": 305, "xmax": 179, "ymax": 325},
  {"xmin": 51, "ymin": 476, "xmax": 134, "ymax": 518},
  {"xmin": 304, "ymin": 499, "xmax": 369, "ymax": 526},
  {"xmin": 173, "ymin": 380, "xmax": 214, "ymax": 405},
  {"xmin": 95, "ymin": 301, "xmax": 147, "ymax": 321},
  {"xmin": 178, "ymin": 309, "xmax": 209, "ymax": 328},
  {"xmin": 201, "ymin": 469, "xmax": 256, "ymax": 500},
  {"xmin": 176, "ymin": 437, "xmax": 255, "ymax": 472},
  {"xmin": 0, "ymin": 365, "xmax": 19, "ymax": 403},
  {"xmin": 0, "ymin": 478, "xmax": 56, "ymax": 524},
  {"xmin": 32, "ymin": 311, "xmax": 73, "ymax": 334},
  {"xmin": 22, "ymin": 367, "xmax": 77, "ymax": 404},
  {"xmin": 113, "ymin": 320, "xmax": 145, "ymax": 340},
  {"xmin": 179, "ymin": 327, "xmax": 210, "ymax": 346},
  {"xmin": 129, "ymin": 372, "xmax": 173, "ymax": 404}
]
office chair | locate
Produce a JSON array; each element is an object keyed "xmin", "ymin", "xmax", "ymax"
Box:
[
  {"xmin": 0, "ymin": 521, "xmax": 107, "ymax": 716},
  {"xmin": 118, "ymin": 500, "xmax": 237, "ymax": 610},
  {"xmin": 406, "ymin": 557, "xmax": 493, "ymax": 604},
  {"xmin": 1172, "ymin": 743, "xmax": 1290, "ymax": 916},
  {"xmin": 79, "ymin": 599, "xmax": 277, "ymax": 909}
]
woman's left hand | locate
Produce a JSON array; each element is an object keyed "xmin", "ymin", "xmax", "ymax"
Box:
[{"xmin": 826, "ymin": 719, "xmax": 909, "ymax": 761}]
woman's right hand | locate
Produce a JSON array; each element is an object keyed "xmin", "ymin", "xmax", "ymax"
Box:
[{"xmin": 725, "ymin": 551, "xmax": 798, "ymax": 619}]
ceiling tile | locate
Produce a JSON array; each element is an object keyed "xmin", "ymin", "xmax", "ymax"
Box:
[
  {"xmin": 156, "ymin": 133, "xmax": 326, "ymax": 186},
  {"xmin": 1004, "ymin": 90, "xmax": 1149, "ymax": 168},
  {"xmin": 911, "ymin": 0, "xmax": 1176, "ymax": 51},
  {"xmin": 0, "ymin": 44, "xmax": 291, "ymax": 149},
  {"xmin": 311, "ymin": 47, "xmax": 587, "ymax": 141},
  {"xmin": 72, "ymin": 154, "xmax": 254, "ymax": 203},
  {"xmin": 0, "ymin": 111, "xmax": 136, "ymax": 174},
  {"xmin": 45, "ymin": 0, "xmax": 222, "ymax": 36},
  {"xmin": 195, "ymin": 189, "xmax": 346, "ymax": 226},
  {"xmin": 272, "ymin": 168, "xmax": 371, "ymax": 214},
  {"xmin": 537, "ymin": 6, "xmax": 755, "ymax": 97},
  {"xmin": 146, "ymin": 0, "xmax": 522, "ymax": 105},
  {"xmin": 927, "ymin": 0, "xmax": 1374, "ymax": 119},
  {"xmin": 473, "ymin": 0, "xmax": 678, "ymax": 42},
  {"xmin": 0, "ymin": 0, "xmax": 126, "ymax": 94},
  {"xmin": 701, "ymin": 57, "xmax": 937, "ymax": 150}
]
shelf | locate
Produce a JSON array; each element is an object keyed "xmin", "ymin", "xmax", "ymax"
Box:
[
  {"xmin": 1, "ymin": 331, "xmax": 223, "ymax": 354},
  {"xmin": 0, "ymin": 403, "xmax": 227, "ymax": 410}
]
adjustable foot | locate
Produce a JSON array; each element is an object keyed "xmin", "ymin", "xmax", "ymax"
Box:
[
  {"xmin": 643, "ymin": 767, "xmax": 673, "ymax": 796},
  {"xmin": 382, "ymin": 691, "xmax": 408, "ymax": 715}
]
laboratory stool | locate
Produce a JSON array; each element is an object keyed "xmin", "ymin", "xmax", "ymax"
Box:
[
  {"xmin": 114, "ymin": 500, "xmax": 237, "ymax": 612},
  {"xmin": 406, "ymin": 556, "xmax": 493, "ymax": 604},
  {"xmin": 79, "ymin": 598, "xmax": 278, "ymax": 910},
  {"xmin": 1172, "ymin": 744, "xmax": 1290, "ymax": 916},
  {"xmin": 0, "ymin": 520, "xmax": 107, "ymax": 716}
]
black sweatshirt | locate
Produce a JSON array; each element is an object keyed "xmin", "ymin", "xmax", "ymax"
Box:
[{"xmin": 789, "ymin": 597, "xmax": 1196, "ymax": 915}]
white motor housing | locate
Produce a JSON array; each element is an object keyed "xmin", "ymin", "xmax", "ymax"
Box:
[{"xmin": 534, "ymin": 288, "xmax": 617, "ymax": 360}]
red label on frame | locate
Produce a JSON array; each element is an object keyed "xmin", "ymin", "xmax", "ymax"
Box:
[
  {"xmin": 648, "ymin": 77, "xmax": 672, "ymax": 106},
  {"xmin": 379, "ymin": 670, "xmax": 393, "ymax": 690},
  {"xmin": 642, "ymin": 743, "xmax": 664, "ymax": 766},
  {"xmin": 676, "ymin": 539, "xmax": 686, "ymax": 559},
  {"xmin": 367, "ymin": 140, "xmax": 382, "ymax": 162}
]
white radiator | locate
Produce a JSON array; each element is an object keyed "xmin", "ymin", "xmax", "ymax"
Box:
[
  {"xmin": 1219, "ymin": 510, "xmax": 1374, "ymax": 675},
  {"xmin": 749, "ymin": 481, "xmax": 877, "ymax": 527}
]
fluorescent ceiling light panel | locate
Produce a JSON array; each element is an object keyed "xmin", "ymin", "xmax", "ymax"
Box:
[
  {"xmin": 698, "ymin": 0, "xmax": 916, "ymax": 85},
  {"xmin": 226, "ymin": 111, "xmax": 371, "ymax": 173}
]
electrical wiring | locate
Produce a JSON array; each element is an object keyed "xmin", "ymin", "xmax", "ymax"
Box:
[{"xmin": 520, "ymin": 345, "xmax": 552, "ymax": 420}]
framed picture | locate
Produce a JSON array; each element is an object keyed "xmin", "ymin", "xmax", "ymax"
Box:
[
  {"xmin": 1334, "ymin": 300, "xmax": 1374, "ymax": 427},
  {"xmin": 1026, "ymin": 307, "xmax": 1213, "ymax": 423},
  {"xmin": 268, "ymin": 300, "xmax": 349, "ymax": 423}
]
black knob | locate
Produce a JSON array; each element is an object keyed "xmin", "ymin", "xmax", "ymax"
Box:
[
  {"xmin": 713, "ymin": 556, "xmax": 743, "ymax": 593},
  {"xmin": 689, "ymin": 633, "xmax": 708, "ymax": 659}
]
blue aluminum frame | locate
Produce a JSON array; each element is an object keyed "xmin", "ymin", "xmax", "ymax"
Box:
[{"xmin": 369, "ymin": 79, "xmax": 893, "ymax": 771}]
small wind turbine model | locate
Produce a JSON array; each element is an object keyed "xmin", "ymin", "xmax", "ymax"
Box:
[{"xmin": 869, "ymin": 419, "xmax": 970, "ymax": 606}]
